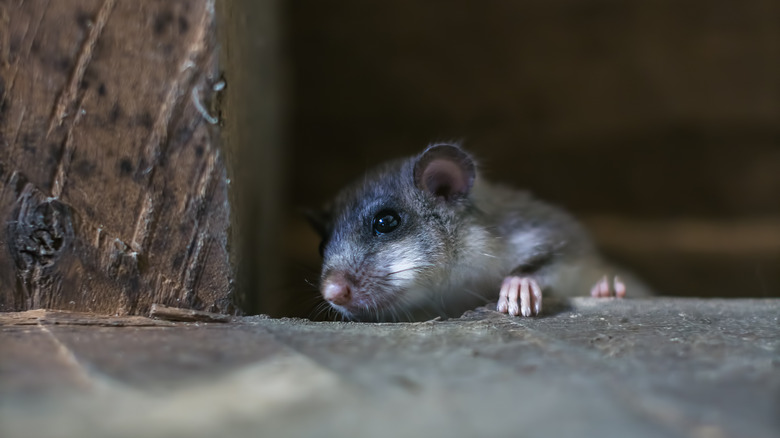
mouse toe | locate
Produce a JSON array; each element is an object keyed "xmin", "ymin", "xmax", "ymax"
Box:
[{"xmin": 497, "ymin": 275, "xmax": 542, "ymax": 317}]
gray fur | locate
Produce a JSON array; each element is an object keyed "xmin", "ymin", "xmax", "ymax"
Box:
[{"xmin": 312, "ymin": 143, "xmax": 648, "ymax": 321}]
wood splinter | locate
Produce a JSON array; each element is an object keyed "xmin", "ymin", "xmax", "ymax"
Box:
[{"xmin": 149, "ymin": 304, "xmax": 232, "ymax": 323}]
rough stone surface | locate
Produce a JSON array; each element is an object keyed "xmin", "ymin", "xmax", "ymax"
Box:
[{"xmin": 1, "ymin": 298, "xmax": 778, "ymax": 438}]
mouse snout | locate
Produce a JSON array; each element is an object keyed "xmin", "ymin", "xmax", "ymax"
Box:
[{"xmin": 322, "ymin": 276, "xmax": 352, "ymax": 306}]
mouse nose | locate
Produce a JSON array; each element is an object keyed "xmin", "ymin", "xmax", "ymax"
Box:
[{"xmin": 322, "ymin": 278, "xmax": 352, "ymax": 306}]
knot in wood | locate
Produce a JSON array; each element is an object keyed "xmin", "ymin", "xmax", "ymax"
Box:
[{"xmin": 7, "ymin": 184, "xmax": 74, "ymax": 271}]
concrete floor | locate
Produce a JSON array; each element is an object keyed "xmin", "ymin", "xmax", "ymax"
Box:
[{"xmin": 1, "ymin": 298, "xmax": 778, "ymax": 438}]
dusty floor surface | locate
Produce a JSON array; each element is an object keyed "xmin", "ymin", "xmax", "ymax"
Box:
[{"xmin": 1, "ymin": 298, "xmax": 778, "ymax": 438}]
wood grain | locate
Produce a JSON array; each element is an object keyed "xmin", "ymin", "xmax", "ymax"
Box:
[{"xmin": 0, "ymin": 0, "xmax": 234, "ymax": 315}]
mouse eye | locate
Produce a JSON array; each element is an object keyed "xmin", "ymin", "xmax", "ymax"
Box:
[{"xmin": 372, "ymin": 210, "xmax": 401, "ymax": 235}]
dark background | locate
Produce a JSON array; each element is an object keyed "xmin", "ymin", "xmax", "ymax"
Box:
[{"xmin": 267, "ymin": 1, "xmax": 779, "ymax": 317}]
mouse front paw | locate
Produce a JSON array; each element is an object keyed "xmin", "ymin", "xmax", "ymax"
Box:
[
  {"xmin": 497, "ymin": 276, "xmax": 542, "ymax": 317},
  {"xmin": 590, "ymin": 275, "xmax": 627, "ymax": 298}
]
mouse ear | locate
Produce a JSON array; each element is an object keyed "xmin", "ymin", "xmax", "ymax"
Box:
[
  {"xmin": 413, "ymin": 143, "xmax": 476, "ymax": 201},
  {"xmin": 303, "ymin": 207, "xmax": 332, "ymax": 238}
]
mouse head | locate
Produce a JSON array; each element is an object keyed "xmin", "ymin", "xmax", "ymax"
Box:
[{"xmin": 308, "ymin": 143, "xmax": 478, "ymax": 321}]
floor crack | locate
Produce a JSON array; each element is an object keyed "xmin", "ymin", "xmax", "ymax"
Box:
[{"xmin": 37, "ymin": 322, "xmax": 95, "ymax": 390}]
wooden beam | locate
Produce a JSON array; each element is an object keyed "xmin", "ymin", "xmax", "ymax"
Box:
[{"xmin": 0, "ymin": 0, "xmax": 234, "ymax": 315}]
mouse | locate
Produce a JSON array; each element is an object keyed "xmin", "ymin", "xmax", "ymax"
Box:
[{"xmin": 307, "ymin": 143, "xmax": 650, "ymax": 322}]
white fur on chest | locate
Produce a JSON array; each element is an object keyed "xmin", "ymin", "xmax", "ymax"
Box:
[
  {"xmin": 507, "ymin": 229, "xmax": 548, "ymax": 261},
  {"xmin": 447, "ymin": 224, "xmax": 509, "ymax": 291}
]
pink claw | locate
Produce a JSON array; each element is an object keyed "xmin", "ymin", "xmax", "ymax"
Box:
[
  {"xmin": 589, "ymin": 275, "xmax": 627, "ymax": 298},
  {"xmin": 613, "ymin": 276, "xmax": 626, "ymax": 298},
  {"xmin": 496, "ymin": 276, "xmax": 542, "ymax": 317}
]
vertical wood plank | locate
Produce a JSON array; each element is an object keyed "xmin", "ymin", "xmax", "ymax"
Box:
[{"xmin": 0, "ymin": 0, "xmax": 234, "ymax": 314}]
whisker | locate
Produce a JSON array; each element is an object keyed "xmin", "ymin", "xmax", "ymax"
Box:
[
  {"xmin": 460, "ymin": 287, "xmax": 491, "ymax": 304},
  {"xmin": 400, "ymin": 304, "xmax": 413, "ymax": 322},
  {"xmin": 309, "ymin": 301, "xmax": 330, "ymax": 320},
  {"xmin": 384, "ymin": 264, "xmax": 434, "ymax": 277},
  {"xmin": 311, "ymin": 302, "xmax": 327, "ymax": 321},
  {"xmin": 372, "ymin": 298, "xmax": 380, "ymax": 322}
]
